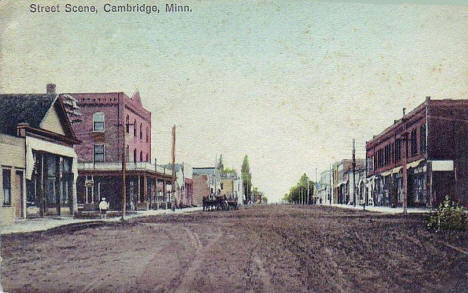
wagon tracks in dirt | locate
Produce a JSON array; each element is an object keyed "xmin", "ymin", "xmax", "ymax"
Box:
[{"xmin": 173, "ymin": 226, "xmax": 223, "ymax": 293}]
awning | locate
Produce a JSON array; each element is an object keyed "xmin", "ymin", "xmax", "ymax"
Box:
[
  {"xmin": 407, "ymin": 159, "xmax": 424, "ymax": 169},
  {"xmin": 380, "ymin": 166, "xmax": 402, "ymax": 177}
]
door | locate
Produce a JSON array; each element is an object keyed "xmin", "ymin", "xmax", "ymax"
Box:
[{"xmin": 15, "ymin": 171, "xmax": 24, "ymax": 218}]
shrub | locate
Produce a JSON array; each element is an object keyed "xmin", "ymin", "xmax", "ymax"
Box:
[{"xmin": 427, "ymin": 196, "xmax": 467, "ymax": 231}]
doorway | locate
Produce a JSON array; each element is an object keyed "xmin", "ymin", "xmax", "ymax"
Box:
[{"xmin": 15, "ymin": 170, "xmax": 24, "ymax": 218}]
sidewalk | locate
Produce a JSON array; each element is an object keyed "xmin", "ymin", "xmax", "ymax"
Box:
[
  {"xmin": 0, "ymin": 207, "xmax": 202, "ymax": 235},
  {"xmin": 324, "ymin": 203, "xmax": 432, "ymax": 214}
]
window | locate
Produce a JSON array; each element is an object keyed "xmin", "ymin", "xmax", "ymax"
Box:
[
  {"xmin": 3, "ymin": 169, "xmax": 11, "ymax": 206},
  {"xmin": 146, "ymin": 153, "xmax": 149, "ymax": 162},
  {"xmin": 140, "ymin": 151, "xmax": 143, "ymax": 162},
  {"xmin": 420, "ymin": 125, "xmax": 426, "ymax": 154},
  {"xmin": 133, "ymin": 149, "xmax": 137, "ymax": 162},
  {"xmin": 140, "ymin": 123, "xmax": 143, "ymax": 140},
  {"xmin": 146, "ymin": 127, "xmax": 149, "ymax": 143},
  {"xmin": 395, "ymin": 140, "xmax": 401, "ymax": 162},
  {"xmin": 126, "ymin": 145, "xmax": 129, "ymax": 162},
  {"xmin": 93, "ymin": 112, "xmax": 105, "ymax": 132},
  {"xmin": 133, "ymin": 119, "xmax": 137, "ymax": 136},
  {"xmin": 384, "ymin": 144, "xmax": 391, "ymax": 166},
  {"xmin": 126, "ymin": 115, "xmax": 130, "ymax": 133},
  {"xmin": 411, "ymin": 129, "xmax": 418, "ymax": 156},
  {"xmin": 94, "ymin": 145, "xmax": 105, "ymax": 162}
]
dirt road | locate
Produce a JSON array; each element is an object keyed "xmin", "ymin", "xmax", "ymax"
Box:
[{"xmin": 2, "ymin": 205, "xmax": 467, "ymax": 292}]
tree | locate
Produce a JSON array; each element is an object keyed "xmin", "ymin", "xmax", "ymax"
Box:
[
  {"xmin": 241, "ymin": 155, "xmax": 252, "ymax": 203},
  {"xmin": 285, "ymin": 173, "xmax": 314, "ymax": 204}
]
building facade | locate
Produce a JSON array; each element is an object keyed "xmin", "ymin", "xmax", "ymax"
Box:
[
  {"xmin": 0, "ymin": 86, "xmax": 80, "ymax": 225},
  {"xmin": 332, "ymin": 159, "xmax": 365, "ymax": 205},
  {"xmin": 317, "ymin": 169, "xmax": 332, "ymax": 205},
  {"xmin": 192, "ymin": 166, "xmax": 221, "ymax": 206},
  {"xmin": 220, "ymin": 171, "xmax": 244, "ymax": 205},
  {"xmin": 366, "ymin": 97, "xmax": 468, "ymax": 208},
  {"xmin": 64, "ymin": 91, "xmax": 173, "ymax": 211}
]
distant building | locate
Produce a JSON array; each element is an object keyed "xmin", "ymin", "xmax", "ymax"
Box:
[
  {"xmin": 317, "ymin": 170, "xmax": 332, "ymax": 205},
  {"xmin": 0, "ymin": 85, "xmax": 80, "ymax": 225},
  {"xmin": 220, "ymin": 170, "xmax": 244, "ymax": 205},
  {"xmin": 366, "ymin": 97, "xmax": 468, "ymax": 208},
  {"xmin": 64, "ymin": 90, "xmax": 173, "ymax": 211},
  {"xmin": 192, "ymin": 166, "xmax": 221, "ymax": 206},
  {"xmin": 332, "ymin": 159, "xmax": 365, "ymax": 204}
]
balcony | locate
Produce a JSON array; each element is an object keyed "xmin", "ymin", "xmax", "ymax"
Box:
[{"xmin": 78, "ymin": 162, "xmax": 173, "ymax": 175}]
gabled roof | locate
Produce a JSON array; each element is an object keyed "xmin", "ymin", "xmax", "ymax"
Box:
[{"xmin": 0, "ymin": 94, "xmax": 79, "ymax": 143}]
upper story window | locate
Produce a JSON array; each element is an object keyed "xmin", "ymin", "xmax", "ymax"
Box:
[
  {"xmin": 133, "ymin": 149, "xmax": 137, "ymax": 162},
  {"xmin": 140, "ymin": 123, "xmax": 143, "ymax": 140},
  {"xmin": 126, "ymin": 145, "xmax": 129, "ymax": 162},
  {"xmin": 126, "ymin": 115, "xmax": 130, "ymax": 133},
  {"xmin": 395, "ymin": 139, "xmax": 401, "ymax": 162},
  {"xmin": 411, "ymin": 129, "xmax": 418, "ymax": 156},
  {"xmin": 146, "ymin": 153, "xmax": 149, "ymax": 162},
  {"xmin": 146, "ymin": 127, "xmax": 149, "ymax": 143},
  {"xmin": 140, "ymin": 151, "xmax": 143, "ymax": 162},
  {"xmin": 133, "ymin": 119, "xmax": 137, "ymax": 137},
  {"xmin": 2, "ymin": 169, "xmax": 11, "ymax": 206},
  {"xmin": 94, "ymin": 144, "xmax": 105, "ymax": 162},
  {"xmin": 93, "ymin": 112, "xmax": 105, "ymax": 132},
  {"xmin": 420, "ymin": 125, "xmax": 426, "ymax": 154}
]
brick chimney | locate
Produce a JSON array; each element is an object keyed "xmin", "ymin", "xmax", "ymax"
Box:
[{"xmin": 46, "ymin": 83, "xmax": 56, "ymax": 94}]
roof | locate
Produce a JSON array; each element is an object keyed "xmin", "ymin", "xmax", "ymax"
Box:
[
  {"xmin": 193, "ymin": 167, "xmax": 216, "ymax": 176},
  {"xmin": 0, "ymin": 94, "xmax": 79, "ymax": 143},
  {"xmin": 0, "ymin": 94, "xmax": 57, "ymax": 136}
]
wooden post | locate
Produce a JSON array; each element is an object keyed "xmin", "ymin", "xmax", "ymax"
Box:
[
  {"xmin": 121, "ymin": 122, "xmax": 127, "ymax": 220},
  {"xmin": 352, "ymin": 139, "xmax": 356, "ymax": 207},
  {"xmin": 55, "ymin": 156, "xmax": 61, "ymax": 216},
  {"xmin": 171, "ymin": 125, "xmax": 176, "ymax": 208},
  {"xmin": 402, "ymin": 133, "xmax": 408, "ymax": 215},
  {"xmin": 39, "ymin": 153, "xmax": 45, "ymax": 217}
]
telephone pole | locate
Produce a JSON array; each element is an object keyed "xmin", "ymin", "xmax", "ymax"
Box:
[
  {"xmin": 352, "ymin": 139, "xmax": 356, "ymax": 207},
  {"xmin": 171, "ymin": 125, "xmax": 176, "ymax": 208},
  {"xmin": 120, "ymin": 120, "xmax": 134, "ymax": 221}
]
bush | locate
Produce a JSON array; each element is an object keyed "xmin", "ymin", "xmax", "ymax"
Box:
[{"xmin": 427, "ymin": 196, "xmax": 467, "ymax": 231}]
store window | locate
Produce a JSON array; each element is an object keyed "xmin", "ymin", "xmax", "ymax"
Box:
[{"xmin": 2, "ymin": 169, "xmax": 11, "ymax": 206}]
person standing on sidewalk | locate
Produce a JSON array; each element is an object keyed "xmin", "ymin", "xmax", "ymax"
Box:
[{"xmin": 99, "ymin": 197, "xmax": 109, "ymax": 219}]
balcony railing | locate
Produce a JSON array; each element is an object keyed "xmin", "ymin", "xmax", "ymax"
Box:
[{"xmin": 78, "ymin": 162, "xmax": 173, "ymax": 175}]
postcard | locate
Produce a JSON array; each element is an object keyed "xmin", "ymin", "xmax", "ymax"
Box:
[{"xmin": 0, "ymin": 0, "xmax": 467, "ymax": 292}]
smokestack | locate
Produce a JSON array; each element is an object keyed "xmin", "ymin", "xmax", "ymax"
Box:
[
  {"xmin": 46, "ymin": 83, "xmax": 56, "ymax": 95},
  {"xmin": 403, "ymin": 107, "xmax": 406, "ymax": 116}
]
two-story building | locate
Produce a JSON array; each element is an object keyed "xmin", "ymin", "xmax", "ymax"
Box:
[
  {"xmin": 332, "ymin": 159, "xmax": 365, "ymax": 204},
  {"xmin": 192, "ymin": 166, "xmax": 221, "ymax": 206},
  {"xmin": 0, "ymin": 85, "xmax": 80, "ymax": 225},
  {"xmin": 366, "ymin": 97, "xmax": 468, "ymax": 208},
  {"xmin": 64, "ymin": 90, "xmax": 173, "ymax": 211}
]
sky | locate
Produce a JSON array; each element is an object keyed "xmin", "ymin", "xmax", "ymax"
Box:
[{"xmin": 1, "ymin": 0, "xmax": 468, "ymax": 202}]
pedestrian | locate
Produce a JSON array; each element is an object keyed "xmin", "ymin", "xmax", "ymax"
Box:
[{"xmin": 99, "ymin": 197, "xmax": 109, "ymax": 219}]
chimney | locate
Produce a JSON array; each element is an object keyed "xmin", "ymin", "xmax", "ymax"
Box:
[
  {"xmin": 46, "ymin": 83, "xmax": 56, "ymax": 94},
  {"xmin": 403, "ymin": 107, "xmax": 406, "ymax": 116}
]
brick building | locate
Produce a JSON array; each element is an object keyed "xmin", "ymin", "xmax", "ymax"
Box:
[
  {"xmin": 62, "ymin": 90, "xmax": 173, "ymax": 211},
  {"xmin": 366, "ymin": 97, "xmax": 468, "ymax": 208}
]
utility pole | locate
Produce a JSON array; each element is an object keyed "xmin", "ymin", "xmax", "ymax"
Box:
[
  {"xmin": 171, "ymin": 125, "xmax": 176, "ymax": 209},
  {"xmin": 352, "ymin": 139, "xmax": 356, "ymax": 207},
  {"xmin": 120, "ymin": 120, "xmax": 134, "ymax": 221},
  {"xmin": 329, "ymin": 164, "xmax": 332, "ymax": 205},
  {"xmin": 402, "ymin": 132, "xmax": 408, "ymax": 215},
  {"xmin": 364, "ymin": 146, "xmax": 367, "ymax": 211}
]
